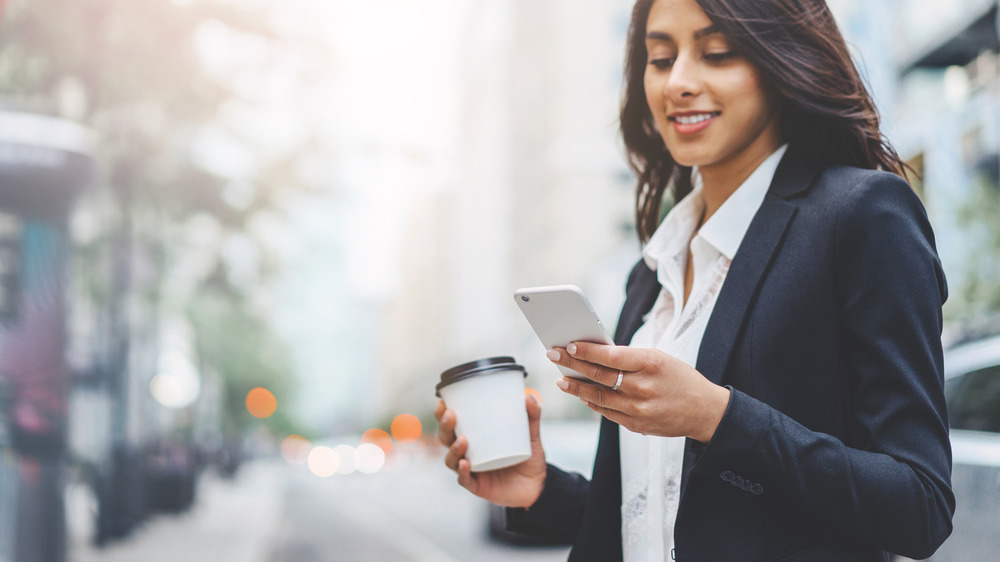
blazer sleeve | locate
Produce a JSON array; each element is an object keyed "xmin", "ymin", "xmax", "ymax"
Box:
[
  {"xmin": 504, "ymin": 463, "xmax": 589, "ymax": 542},
  {"xmin": 692, "ymin": 172, "xmax": 954, "ymax": 559}
]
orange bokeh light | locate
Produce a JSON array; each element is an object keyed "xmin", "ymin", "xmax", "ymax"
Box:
[
  {"xmin": 245, "ymin": 387, "xmax": 277, "ymax": 419},
  {"xmin": 281, "ymin": 434, "xmax": 311, "ymax": 464},
  {"xmin": 390, "ymin": 414, "xmax": 422, "ymax": 443},
  {"xmin": 362, "ymin": 428, "xmax": 393, "ymax": 454},
  {"xmin": 525, "ymin": 387, "xmax": 543, "ymax": 405}
]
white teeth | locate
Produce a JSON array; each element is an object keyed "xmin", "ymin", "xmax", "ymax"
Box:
[{"xmin": 674, "ymin": 113, "xmax": 716, "ymax": 124}]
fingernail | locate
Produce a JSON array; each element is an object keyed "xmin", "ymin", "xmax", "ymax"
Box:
[
  {"xmin": 567, "ymin": 343, "xmax": 577, "ymax": 355},
  {"xmin": 546, "ymin": 349, "xmax": 560, "ymax": 362},
  {"xmin": 556, "ymin": 379, "xmax": 569, "ymax": 391}
]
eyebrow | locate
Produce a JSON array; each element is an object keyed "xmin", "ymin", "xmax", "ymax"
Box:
[{"xmin": 646, "ymin": 24, "xmax": 720, "ymax": 42}]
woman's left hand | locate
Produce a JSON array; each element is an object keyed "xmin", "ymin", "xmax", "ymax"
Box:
[{"xmin": 548, "ymin": 342, "xmax": 731, "ymax": 443}]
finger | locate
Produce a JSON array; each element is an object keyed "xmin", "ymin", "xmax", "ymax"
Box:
[
  {"xmin": 457, "ymin": 458, "xmax": 480, "ymax": 494},
  {"xmin": 434, "ymin": 400, "xmax": 445, "ymax": 422},
  {"xmin": 444, "ymin": 434, "xmax": 468, "ymax": 471},
  {"xmin": 437, "ymin": 409, "xmax": 457, "ymax": 446},
  {"xmin": 525, "ymin": 395, "xmax": 542, "ymax": 443},
  {"xmin": 567, "ymin": 342, "xmax": 647, "ymax": 372},
  {"xmin": 581, "ymin": 399, "xmax": 634, "ymax": 429},
  {"xmin": 558, "ymin": 376, "xmax": 625, "ymax": 414},
  {"xmin": 547, "ymin": 347, "xmax": 618, "ymax": 387}
]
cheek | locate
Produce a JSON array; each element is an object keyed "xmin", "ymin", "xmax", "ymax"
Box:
[
  {"xmin": 644, "ymin": 77, "xmax": 669, "ymax": 135},
  {"xmin": 724, "ymin": 69, "xmax": 769, "ymax": 113},
  {"xmin": 644, "ymin": 72, "xmax": 662, "ymax": 109}
]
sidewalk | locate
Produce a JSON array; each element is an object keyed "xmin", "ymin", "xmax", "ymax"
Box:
[{"xmin": 67, "ymin": 459, "xmax": 286, "ymax": 562}]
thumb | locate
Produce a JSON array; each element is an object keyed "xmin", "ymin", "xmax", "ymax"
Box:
[{"xmin": 525, "ymin": 393, "xmax": 542, "ymax": 442}]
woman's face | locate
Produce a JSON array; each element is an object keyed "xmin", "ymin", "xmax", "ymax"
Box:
[{"xmin": 643, "ymin": 0, "xmax": 781, "ymax": 175}]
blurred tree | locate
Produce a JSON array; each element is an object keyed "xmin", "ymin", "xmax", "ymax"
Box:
[
  {"xmin": 0, "ymin": 0, "xmax": 323, "ymax": 437},
  {"xmin": 188, "ymin": 288, "xmax": 298, "ymax": 437},
  {"xmin": 956, "ymin": 167, "xmax": 1000, "ymax": 324}
]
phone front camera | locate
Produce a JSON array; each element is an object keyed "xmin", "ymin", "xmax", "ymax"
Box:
[{"xmin": 521, "ymin": 295, "xmax": 530, "ymax": 302}]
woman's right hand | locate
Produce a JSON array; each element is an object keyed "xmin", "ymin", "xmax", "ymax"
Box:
[{"xmin": 434, "ymin": 395, "xmax": 547, "ymax": 509}]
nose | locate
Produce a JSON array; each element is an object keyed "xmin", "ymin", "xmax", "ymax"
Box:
[{"xmin": 663, "ymin": 52, "xmax": 702, "ymax": 100}]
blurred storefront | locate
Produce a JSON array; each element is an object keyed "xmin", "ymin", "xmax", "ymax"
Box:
[{"xmin": 0, "ymin": 109, "xmax": 94, "ymax": 562}]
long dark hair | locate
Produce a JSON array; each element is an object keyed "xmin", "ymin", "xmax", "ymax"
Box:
[{"xmin": 621, "ymin": 0, "xmax": 908, "ymax": 243}]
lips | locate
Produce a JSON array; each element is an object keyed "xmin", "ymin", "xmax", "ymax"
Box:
[{"xmin": 668, "ymin": 111, "xmax": 720, "ymax": 135}]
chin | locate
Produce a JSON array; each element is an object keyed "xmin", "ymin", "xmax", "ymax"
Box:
[
  {"xmin": 663, "ymin": 138, "xmax": 711, "ymax": 167},
  {"xmin": 666, "ymin": 147, "xmax": 709, "ymax": 169}
]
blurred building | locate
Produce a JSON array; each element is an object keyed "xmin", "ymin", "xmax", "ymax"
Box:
[
  {"xmin": 892, "ymin": 0, "xmax": 1000, "ymax": 328},
  {"xmin": 374, "ymin": 0, "xmax": 639, "ymax": 421}
]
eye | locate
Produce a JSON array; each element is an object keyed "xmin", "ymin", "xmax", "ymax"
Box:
[
  {"xmin": 648, "ymin": 58, "xmax": 674, "ymax": 70},
  {"xmin": 704, "ymin": 51, "xmax": 737, "ymax": 63}
]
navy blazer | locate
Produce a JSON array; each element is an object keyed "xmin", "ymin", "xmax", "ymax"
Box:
[{"xmin": 506, "ymin": 150, "xmax": 955, "ymax": 561}]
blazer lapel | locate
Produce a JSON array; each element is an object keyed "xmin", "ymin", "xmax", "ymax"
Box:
[{"xmin": 695, "ymin": 151, "xmax": 821, "ymax": 385}]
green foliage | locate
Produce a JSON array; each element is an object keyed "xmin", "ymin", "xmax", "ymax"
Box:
[{"xmin": 188, "ymin": 287, "xmax": 298, "ymax": 435}]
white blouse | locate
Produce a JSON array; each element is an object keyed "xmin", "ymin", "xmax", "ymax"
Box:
[{"xmin": 621, "ymin": 144, "xmax": 787, "ymax": 561}]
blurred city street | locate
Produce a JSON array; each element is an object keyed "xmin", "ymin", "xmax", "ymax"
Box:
[
  {"xmin": 67, "ymin": 448, "xmax": 571, "ymax": 562},
  {"xmin": 2, "ymin": 0, "xmax": 1000, "ymax": 560}
]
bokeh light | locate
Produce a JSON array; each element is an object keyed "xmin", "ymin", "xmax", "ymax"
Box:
[
  {"xmin": 245, "ymin": 387, "xmax": 277, "ymax": 418},
  {"xmin": 361, "ymin": 428, "xmax": 392, "ymax": 454},
  {"xmin": 333, "ymin": 444, "xmax": 357, "ymax": 475},
  {"xmin": 525, "ymin": 387, "xmax": 543, "ymax": 405},
  {"xmin": 149, "ymin": 351, "xmax": 201, "ymax": 409},
  {"xmin": 355, "ymin": 443, "xmax": 386, "ymax": 474},
  {"xmin": 281, "ymin": 434, "xmax": 311, "ymax": 464},
  {"xmin": 307, "ymin": 446, "xmax": 340, "ymax": 477},
  {"xmin": 390, "ymin": 414, "xmax": 422, "ymax": 443}
]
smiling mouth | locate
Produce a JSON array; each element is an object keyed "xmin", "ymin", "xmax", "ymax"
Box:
[{"xmin": 668, "ymin": 112, "xmax": 721, "ymax": 124}]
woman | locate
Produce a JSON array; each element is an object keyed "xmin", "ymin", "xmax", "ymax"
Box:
[{"xmin": 435, "ymin": 0, "xmax": 955, "ymax": 559}]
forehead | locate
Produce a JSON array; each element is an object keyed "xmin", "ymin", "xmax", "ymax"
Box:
[{"xmin": 646, "ymin": 0, "xmax": 714, "ymax": 36}]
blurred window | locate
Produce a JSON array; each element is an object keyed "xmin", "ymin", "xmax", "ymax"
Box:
[{"xmin": 946, "ymin": 364, "xmax": 1000, "ymax": 432}]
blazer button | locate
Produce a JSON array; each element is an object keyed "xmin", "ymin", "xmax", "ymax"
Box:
[
  {"xmin": 740, "ymin": 480, "xmax": 753, "ymax": 492},
  {"xmin": 732, "ymin": 476, "xmax": 744, "ymax": 487},
  {"xmin": 750, "ymin": 483, "xmax": 764, "ymax": 495},
  {"xmin": 720, "ymin": 471, "xmax": 735, "ymax": 482}
]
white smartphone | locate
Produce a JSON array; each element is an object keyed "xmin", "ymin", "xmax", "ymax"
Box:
[{"xmin": 514, "ymin": 285, "xmax": 613, "ymax": 380}]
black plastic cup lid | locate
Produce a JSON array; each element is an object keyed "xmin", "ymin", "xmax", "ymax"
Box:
[{"xmin": 436, "ymin": 356, "xmax": 527, "ymax": 397}]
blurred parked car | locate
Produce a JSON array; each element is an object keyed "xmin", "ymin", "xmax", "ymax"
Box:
[
  {"xmin": 143, "ymin": 439, "xmax": 199, "ymax": 513},
  {"xmin": 905, "ymin": 333, "xmax": 1000, "ymax": 561}
]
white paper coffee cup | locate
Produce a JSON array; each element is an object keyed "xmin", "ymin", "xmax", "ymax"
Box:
[{"xmin": 436, "ymin": 357, "xmax": 531, "ymax": 472}]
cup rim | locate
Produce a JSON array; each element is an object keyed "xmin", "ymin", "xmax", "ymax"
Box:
[{"xmin": 436, "ymin": 356, "xmax": 526, "ymax": 397}]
